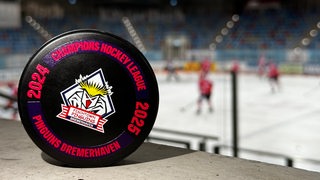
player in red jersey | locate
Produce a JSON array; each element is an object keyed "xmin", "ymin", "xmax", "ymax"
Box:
[
  {"xmin": 268, "ymin": 63, "xmax": 280, "ymax": 93},
  {"xmin": 5, "ymin": 82, "xmax": 18, "ymax": 119},
  {"xmin": 231, "ymin": 60, "xmax": 240, "ymax": 73},
  {"xmin": 197, "ymin": 71, "xmax": 213, "ymax": 114},
  {"xmin": 200, "ymin": 58, "xmax": 211, "ymax": 73}
]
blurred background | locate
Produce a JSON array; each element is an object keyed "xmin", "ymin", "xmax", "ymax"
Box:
[{"xmin": 1, "ymin": 0, "xmax": 320, "ymax": 172}]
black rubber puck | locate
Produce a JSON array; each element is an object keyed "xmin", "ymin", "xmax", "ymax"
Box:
[{"xmin": 18, "ymin": 29, "xmax": 159, "ymax": 167}]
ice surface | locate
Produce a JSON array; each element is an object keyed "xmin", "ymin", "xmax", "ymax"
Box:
[{"xmin": 152, "ymin": 72, "xmax": 320, "ymax": 172}]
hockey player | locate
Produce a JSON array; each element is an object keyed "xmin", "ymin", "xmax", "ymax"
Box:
[
  {"xmin": 5, "ymin": 82, "xmax": 18, "ymax": 119},
  {"xmin": 200, "ymin": 57, "xmax": 211, "ymax": 73},
  {"xmin": 165, "ymin": 59, "xmax": 179, "ymax": 81},
  {"xmin": 231, "ymin": 60, "xmax": 240, "ymax": 73},
  {"xmin": 258, "ymin": 55, "xmax": 266, "ymax": 78},
  {"xmin": 268, "ymin": 63, "xmax": 280, "ymax": 93},
  {"xmin": 197, "ymin": 71, "xmax": 213, "ymax": 114}
]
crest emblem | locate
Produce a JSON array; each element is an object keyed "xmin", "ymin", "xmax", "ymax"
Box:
[{"xmin": 57, "ymin": 69, "xmax": 115, "ymax": 133}]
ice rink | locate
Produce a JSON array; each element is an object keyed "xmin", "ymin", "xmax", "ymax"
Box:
[{"xmin": 151, "ymin": 71, "xmax": 320, "ymax": 172}]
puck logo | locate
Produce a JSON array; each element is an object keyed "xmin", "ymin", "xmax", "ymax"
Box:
[{"xmin": 57, "ymin": 69, "xmax": 115, "ymax": 133}]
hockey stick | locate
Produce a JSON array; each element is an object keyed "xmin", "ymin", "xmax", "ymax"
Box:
[
  {"xmin": 0, "ymin": 91, "xmax": 17, "ymax": 101},
  {"xmin": 180, "ymin": 100, "xmax": 197, "ymax": 112}
]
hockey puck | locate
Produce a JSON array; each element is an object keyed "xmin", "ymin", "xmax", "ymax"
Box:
[{"xmin": 18, "ymin": 29, "xmax": 159, "ymax": 167}]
